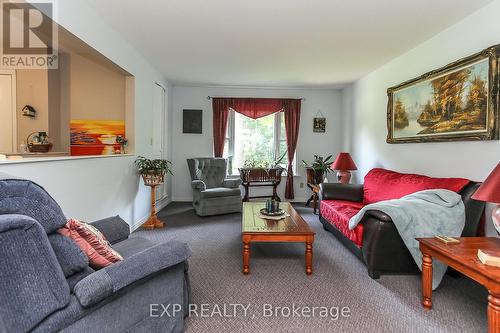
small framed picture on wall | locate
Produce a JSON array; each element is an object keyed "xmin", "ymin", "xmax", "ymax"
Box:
[
  {"xmin": 313, "ymin": 117, "xmax": 326, "ymax": 133},
  {"xmin": 183, "ymin": 109, "xmax": 203, "ymax": 134}
]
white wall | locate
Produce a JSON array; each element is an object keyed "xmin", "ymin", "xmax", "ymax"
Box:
[
  {"xmin": 0, "ymin": 156, "xmax": 144, "ymax": 223},
  {"xmin": 0, "ymin": 0, "xmax": 169, "ymax": 228},
  {"xmin": 171, "ymin": 86, "xmax": 343, "ymax": 202},
  {"xmin": 344, "ymin": 0, "xmax": 500, "ymax": 235}
]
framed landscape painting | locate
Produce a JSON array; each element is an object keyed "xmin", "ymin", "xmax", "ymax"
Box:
[
  {"xmin": 70, "ymin": 120, "xmax": 125, "ymax": 156},
  {"xmin": 387, "ymin": 45, "xmax": 499, "ymax": 143}
]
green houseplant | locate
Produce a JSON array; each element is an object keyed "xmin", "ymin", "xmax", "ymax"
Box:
[
  {"xmin": 241, "ymin": 151, "xmax": 287, "ymax": 170},
  {"xmin": 238, "ymin": 151, "xmax": 287, "ymax": 201},
  {"xmin": 135, "ymin": 156, "xmax": 173, "ymax": 186},
  {"xmin": 302, "ymin": 155, "xmax": 333, "ymax": 185},
  {"xmin": 134, "ymin": 156, "xmax": 173, "ymax": 229}
]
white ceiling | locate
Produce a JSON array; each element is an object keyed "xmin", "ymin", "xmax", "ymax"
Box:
[{"xmin": 86, "ymin": 0, "xmax": 492, "ymax": 88}]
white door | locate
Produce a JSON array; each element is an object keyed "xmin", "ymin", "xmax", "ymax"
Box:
[
  {"xmin": 0, "ymin": 74, "xmax": 15, "ymax": 153},
  {"xmin": 152, "ymin": 83, "xmax": 168, "ymax": 202}
]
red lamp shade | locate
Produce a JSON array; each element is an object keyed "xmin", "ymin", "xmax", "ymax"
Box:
[
  {"xmin": 472, "ymin": 162, "xmax": 500, "ymax": 203},
  {"xmin": 331, "ymin": 152, "xmax": 357, "ymax": 171}
]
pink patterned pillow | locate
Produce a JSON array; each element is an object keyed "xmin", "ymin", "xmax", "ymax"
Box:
[{"xmin": 59, "ymin": 218, "xmax": 123, "ymax": 269}]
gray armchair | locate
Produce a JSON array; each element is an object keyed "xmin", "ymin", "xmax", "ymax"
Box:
[
  {"xmin": 187, "ymin": 158, "xmax": 242, "ymax": 216},
  {"xmin": 0, "ymin": 178, "xmax": 191, "ymax": 333}
]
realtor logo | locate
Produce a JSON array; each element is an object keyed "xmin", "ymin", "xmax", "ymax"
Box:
[{"xmin": 1, "ymin": 0, "xmax": 58, "ymax": 69}]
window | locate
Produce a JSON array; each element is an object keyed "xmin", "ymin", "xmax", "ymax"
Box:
[{"xmin": 223, "ymin": 110, "xmax": 294, "ymax": 175}]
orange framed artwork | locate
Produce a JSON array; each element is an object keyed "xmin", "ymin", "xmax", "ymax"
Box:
[{"xmin": 70, "ymin": 120, "xmax": 125, "ymax": 156}]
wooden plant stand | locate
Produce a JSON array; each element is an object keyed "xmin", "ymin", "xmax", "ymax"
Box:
[
  {"xmin": 239, "ymin": 167, "xmax": 283, "ymax": 202},
  {"xmin": 141, "ymin": 172, "xmax": 165, "ymax": 229},
  {"xmin": 305, "ymin": 183, "xmax": 320, "ymax": 214},
  {"xmin": 305, "ymin": 168, "xmax": 324, "ymax": 215}
]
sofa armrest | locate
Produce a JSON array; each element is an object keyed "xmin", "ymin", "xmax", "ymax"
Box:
[
  {"xmin": 0, "ymin": 214, "xmax": 70, "ymax": 332},
  {"xmin": 319, "ymin": 183, "xmax": 364, "ymax": 202},
  {"xmin": 223, "ymin": 178, "xmax": 242, "ymax": 188},
  {"xmin": 90, "ymin": 215, "xmax": 130, "ymax": 245},
  {"xmin": 363, "ymin": 209, "xmax": 393, "ymax": 223},
  {"xmin": 191, "ymin": 180, "xmax": 206, "ymax": 191},
  {"xmin": 361, "ymin": 216, "xmax": 417, "ymax": 276},
  {"xmin": 74, "ymin": 240, "xmax": 192, "ymax": 307}
]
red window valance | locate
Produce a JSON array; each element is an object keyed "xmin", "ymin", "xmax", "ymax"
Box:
[{"xmin": 229, "ymin": 98, "xmax": 284, "ymax": 119}]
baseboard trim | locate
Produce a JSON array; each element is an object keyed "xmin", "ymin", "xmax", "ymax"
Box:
[
  {"xmin": 172, "ymin": 197, "xmax": 193, "ymax": 202},
  {"xmin": 157, "ymin": 196, "xmax": 172, "ymax": 211},
  {"xmin": 130, "ymin": 215, "xmax": 147, "ymax": 232},
  {"xmin": 130, "ymin": 197, "xmax": 172, "ymax": 232}
]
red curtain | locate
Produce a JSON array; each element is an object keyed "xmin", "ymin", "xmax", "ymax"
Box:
[
  {"xmin": 232, "ymin": 98, "xmax": 283, "ymax": 119},
  {"xmin": 212, "ymin": 98, "xmax": 232, "ymax": 157},
  {"xmin": 282, "ymin": 99, "xmax": 301, "ymax": 199}
]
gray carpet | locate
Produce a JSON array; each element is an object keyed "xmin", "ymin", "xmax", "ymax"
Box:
[{"xmin": 131, "ymin": 202, "xmax": 488, "ymax": 333}]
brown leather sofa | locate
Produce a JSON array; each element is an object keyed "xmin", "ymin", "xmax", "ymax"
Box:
[{"xmin": 318, "ymin": 169, "xmax": 485, "ymax": 279}]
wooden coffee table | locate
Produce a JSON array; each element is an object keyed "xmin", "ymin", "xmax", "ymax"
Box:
[{"xmin": 241, "ymin": 202, "xmax": 315, "ymax": 275}]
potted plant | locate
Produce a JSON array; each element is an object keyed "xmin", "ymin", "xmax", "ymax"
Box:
[
  {"xmin": 239, "ymin": 151, "xmax": 286, "ymax": 181},
  {"xmin": 135, "ymin": 156, "xmax": 173, "ymax": 229},
  {"xmin": 302, "ymin": 155, "xmax": 333, "ymax": 185},
  {"xmin": 135, "ymin": 156, "xmax": 173, "ymax": 186}
]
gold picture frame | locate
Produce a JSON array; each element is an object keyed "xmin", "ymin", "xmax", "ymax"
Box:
[{"xmin": 387, "ymin": 45, "xmax": 499, "ymax": 143}]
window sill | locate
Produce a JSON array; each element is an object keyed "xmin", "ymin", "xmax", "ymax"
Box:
[{"xmin": 0, "ymin": 154, "xmax": 135, "ymax": 165}]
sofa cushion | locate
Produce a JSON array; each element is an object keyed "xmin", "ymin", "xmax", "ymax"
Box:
[
  {"xmin": 49, "ymin": 233, "xmax": 89, "ymax": 277},
  {"xmin": 59, "ymin": 219, "xmax": 123, "ymax": 269},
  {"xmin": 200, "ymin": 187, "xmax": 241, "ymax": 199},
  {"xmin": 67, "ymin": 266, "xmax": 95, "ymax": 291},
  {"xmin": 320, "ymin": 200, "xmax": 365, "ymax": 247},
  {"xmin": 112, "ymin": 237, "xmax": 155, "ymax": 259},
  {"xmin": 89, "ymin": 215, "xmax": 130, "ymax": 245},
  {"xmin": 363, "ymin": 168, "xmax": 470, "ymax": 204}
]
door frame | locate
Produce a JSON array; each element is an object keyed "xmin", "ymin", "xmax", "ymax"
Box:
[
  {"xmin": 153, "ymin": 82, "xmax": 168, "ymax": 202},
  {"xmin": 0, "ymin": 70, "xmax": 17, "ymax": 152}
]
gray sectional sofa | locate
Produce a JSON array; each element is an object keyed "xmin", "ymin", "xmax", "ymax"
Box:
[{"xmin": 0, "ymin": 177, "xmax": 191, "ymax": 333}]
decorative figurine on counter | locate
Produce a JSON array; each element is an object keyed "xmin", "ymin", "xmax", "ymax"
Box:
[{"xmin": 116, "ymin": 136, "xmax": 128, "ymax": 154}]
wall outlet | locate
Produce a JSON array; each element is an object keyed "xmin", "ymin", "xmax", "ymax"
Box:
[{"xmin": 300, "ymin": 182, "xmax": 304, "ymax": 188}]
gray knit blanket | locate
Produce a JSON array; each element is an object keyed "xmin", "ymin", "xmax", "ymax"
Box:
[{"xmin": 349, "ymin": 189, "xmax": 465, "ymax": 289}]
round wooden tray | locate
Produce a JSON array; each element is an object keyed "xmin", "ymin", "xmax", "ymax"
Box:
[{"xmin": 259, "ymin": 208, "xmax": 286, "ymax": 217}]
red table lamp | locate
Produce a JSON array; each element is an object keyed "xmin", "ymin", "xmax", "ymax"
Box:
[
  {"xmin": 331, "ymin": 152, "xmax": 357, "ymax": 184},
  {"xmin": 472, "ymin": 162, "xmax": 500, "ymax": 235}
]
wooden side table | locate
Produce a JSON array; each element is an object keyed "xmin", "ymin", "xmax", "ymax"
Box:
[
  {"xmin": 417, "ymin": 237, "xmax": 500, "ymax": 333},
  {"xmin": 305, "ymin": 183, "xmax": 320, "ymax": 214}
]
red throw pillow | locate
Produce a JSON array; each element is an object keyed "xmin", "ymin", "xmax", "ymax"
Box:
[
  {"xmin": 59, "ymin": 219, "xmax": 123, "ymax": 269},
  {"xmin": 363, "ymin": 168, "xmax": 470, "ymax": 204}
]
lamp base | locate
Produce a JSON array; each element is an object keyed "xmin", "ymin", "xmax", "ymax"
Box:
[
  {"xmin": 493, "ymin": 204, "xmax": 500, "ymax": 235},
  {"xmin": 337, "ymin": 170, "xmax": 352, "ymax": 184}
]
